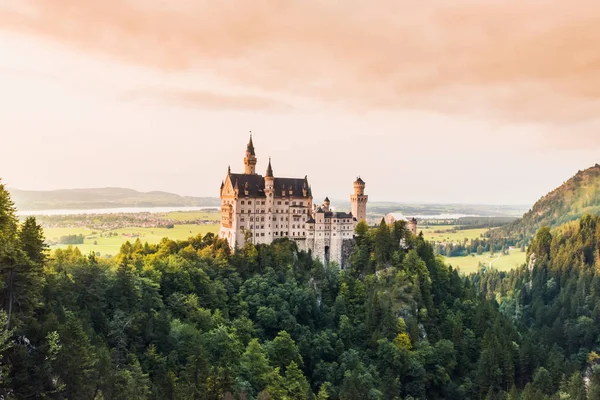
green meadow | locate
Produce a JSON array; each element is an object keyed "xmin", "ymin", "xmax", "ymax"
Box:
[
  {"xmin": 46, "ymin": 224, "xmax": 220, "ymax": 256},
  {"xmin": 164, "ymin": 211, "xmax": 220, "ymax": 221},
  {"xmin": 43, "ymin": 211, "xmax": 221, "ymax": 256},
  {"xmin": 419, "ymin": 225, "xmax": 490, "ymax": 242},
  {"xmin": 442, "ymin": 249, "xmax": 527, "ymax": 275}
]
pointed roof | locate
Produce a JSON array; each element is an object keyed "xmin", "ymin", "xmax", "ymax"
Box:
[
  {"xmin": 266, "ymin": 157, "xmax": 273, "ymax": 178},
  {"xmin": 355, "ymin": 176, "xmax": 365, "ymax": 184},
  {"xmin": 246, "ymin": 132, "xmax": 255, "ymax": 155},
  {"xmin": 324, "ymin": 197, "xmax": 330, "ymax": 203}
]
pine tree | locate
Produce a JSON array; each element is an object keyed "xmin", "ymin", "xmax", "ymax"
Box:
[{"xmin": 375, "ymin": 219, "xmax": 392, "ymax": 266}]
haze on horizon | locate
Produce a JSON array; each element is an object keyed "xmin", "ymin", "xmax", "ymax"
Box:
[{"xmin": 1, "ymin": 0, "xmax": 599, "ymax": 205}]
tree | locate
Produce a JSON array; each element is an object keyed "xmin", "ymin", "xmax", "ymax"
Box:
[
  {"xmin": 0, "ymin": 181, "xmax": 21, "ymax": 330},
  {"xmin": 374, "ymin": 219, "xmax": 392, "ymax": 266},
  {"xmin": 239, "ymin": 339, "xmax": 271, "ymax": 394},
  {"xmin": 283, "ymin": 361, "xmax": 310, "ymax": 400},
  {"xmin": 266, "ymin": 331, "xmax": 303, "ymax": 371}
]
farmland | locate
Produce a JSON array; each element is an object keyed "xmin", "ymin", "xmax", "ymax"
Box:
[
  {"xmin": 41, "ymin": 210, "xmax": 220, "ymax": 256},
  {"xmin": 419, "ymin": 225, "xmax": 490, "ymax": 242}
]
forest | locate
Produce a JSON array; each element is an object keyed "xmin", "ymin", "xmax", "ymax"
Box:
[{"xmin": 3, "ymin": 179, "xmax": 600, "ymax": 399}]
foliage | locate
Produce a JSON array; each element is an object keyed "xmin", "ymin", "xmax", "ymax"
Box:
[{"xmin": 5, "ymin": 183, "xmax": 600, "ymax": 398}]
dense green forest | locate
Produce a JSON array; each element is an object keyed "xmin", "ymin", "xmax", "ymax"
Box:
[
  {"xmin": 2, "ymin": 179, "xmax": 600, "ymax": 399},
  {"xmin": 474, "ymin": 214, "xmax": 600, "ymax": 399}
]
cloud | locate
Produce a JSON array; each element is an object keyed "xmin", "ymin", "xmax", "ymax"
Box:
[
  {"xmin": 2, "ymin": 0, "xmax": 600, "ymax": 123},
  {"xmin": 122, "ymin": 87, "xmax": 292, "ymax": 111}
]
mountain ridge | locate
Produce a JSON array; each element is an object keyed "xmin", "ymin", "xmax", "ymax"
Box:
[
  {"xmin": 8, "ymin": 187, "xmax": 221, "ymax": 210},
  {"xmin": 494, "ymin": 163, "xmax": 600, "ymax": 238}
]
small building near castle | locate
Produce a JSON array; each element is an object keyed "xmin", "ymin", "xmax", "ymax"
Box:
[
  {"xmin": 219, "ymin": 134, "xmax": 368, "ymax": 269},
  {"xmin": 384, "ymin": 213, "xmax": 418, "ymax": 235}
]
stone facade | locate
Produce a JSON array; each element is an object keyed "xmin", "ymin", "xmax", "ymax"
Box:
[
  {"xmin": 384, "ymin": 213, "xmax": 418, "ymax": 235},
  {"xmin": 219, "ymin": 135, "xmax": 368, "ymax": 268}
]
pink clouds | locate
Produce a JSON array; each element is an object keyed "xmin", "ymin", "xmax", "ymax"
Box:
[{"xmin": 1, "ymin": 0, "xmax": 600, "ymax": 124}]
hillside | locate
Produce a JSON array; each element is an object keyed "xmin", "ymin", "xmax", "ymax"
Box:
[
  {"xmin": 8, "ymin": 187, "xmax": 220, "ymax": 210},
  {"xmin": 494, "ymin": 163, "xmax": 600, "ymax": 239},
  {"xmin": 473, "ymin": 215, "xmax": 600, "ymax": 398}
]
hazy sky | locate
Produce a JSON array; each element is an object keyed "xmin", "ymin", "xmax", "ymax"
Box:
[{"xmin": 1, "ymin": 0, "xmax": 599, "ymax": 205}]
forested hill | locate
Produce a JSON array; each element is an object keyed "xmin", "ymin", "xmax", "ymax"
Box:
[
  {"xmin": 9, "ymin": 187, "xmax": 220, "ymax": 210},
  {"xmin": 473, "ymin": 214, "xmax": 600, "ymax": 399},
  {"xmin": 494, "ymin": 164, "xmax": 600, "ymax": 239},
  {"xmin": 0, "ymin": 182, "xmax": 537, "ymax": 399}
]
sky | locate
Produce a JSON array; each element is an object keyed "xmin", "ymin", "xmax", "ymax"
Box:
[{"xmin": 1, "ymin": 0, "xmax": 600, "ymax": 205}]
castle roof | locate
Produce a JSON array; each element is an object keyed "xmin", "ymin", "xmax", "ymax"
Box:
[
  {"xmin": 354, "ymin": 176, "xmax": 365, "ymax": 184},
  {"xmin": 324, "ymin": 197, "xmax": 330, "ymax": 202},
  {"xmin": 324, "ymin": 211, "xmax": 353, "ymax": 219},
  {"xmin": 229, "ymin": 173, "xmax": 311, "ymax": 198}
]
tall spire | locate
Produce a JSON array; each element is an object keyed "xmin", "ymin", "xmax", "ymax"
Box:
[
  {"xmin": 244, "ymin": 131, "xmax": 257, "ymax": 174},
  {"xmin": 246, "ymin": 131, "xmax": 255, "ymax": 156},
  {"xmin": 266, "ymin": 157, "xmax": 273, "ymax": 178}
]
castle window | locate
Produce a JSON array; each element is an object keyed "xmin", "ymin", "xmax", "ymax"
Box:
[
  {"xmin": 285, "ymin": 201, "xmax": 289, "ymax": 205},
  {"xmin": 277, "ymin": 201, "xmax": 282, "ymax": 205},
  {"xmin": 261, "ymin": 233, "xmax": 265, "ymax": 236},
  {"xmin": 292, "ymin": 201, "xmax": 296, "ymax": 206},
  {"xmin": 250, "ymin": 225, "xmax": 253, "ymax": 229},
  {"xmin": 293, "ymin": 232, "xmax": 295, "ymax": 236},
  {"xmin": 240, "ymin": 226, "xmax": 245, "ymax": 231},
  {"xmin": 248, "ymin": 201, "xmax": 252, "ymax": 205},
  {"xmin": 261, "ymin": 225, "xmax": 264, "ymax": 229},
  {"xmin": 241, "ymin": 201, "xmax": 245, "ymax": 205}
]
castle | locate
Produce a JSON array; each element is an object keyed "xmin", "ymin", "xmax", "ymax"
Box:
[{"xmin": 219, "ymin": 135, "xmax": 367, "ymax": 269}]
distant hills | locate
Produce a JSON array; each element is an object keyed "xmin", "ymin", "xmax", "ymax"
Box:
[
  {"xmin": 495, "ymin": 163, "xmax": 600, "ymax": 238},
  {"xmin": 9, "ymin": 187, "xmax": 221, "ymax": 211}
]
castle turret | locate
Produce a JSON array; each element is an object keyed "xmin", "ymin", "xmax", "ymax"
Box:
[
  {"xmin": 408, "ymin": 217, "xmax": 418, "ymax": 235},
  {"xmin": 265, "ymin": 157, "xmax": 274, "ymax": 193},
  {"xmin": 244, "ymin": 133, "xmax": 257, "ymax": 174},
  {"xmin": 323, "ymin": 197, "xmax": 330, "ymax": 212},
  {"xmin": 350, "ymin": 177, "xmax": 368, "ymax": 222}
]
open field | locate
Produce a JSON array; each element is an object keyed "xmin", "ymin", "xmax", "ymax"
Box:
[
  {"xmin": 419, "ymin": 225, "xmax": 490, "ymax": 242},
  {"xmin": 442, "ymin": 249, "xmax": 527, "ymax": 275},
  {"xmin": 164, "ymin": 211, "xmax": 220, "ymax": 221},
  {"xmin": 46, "ymin": 224, "xmax": 220, "ymax": 256}
]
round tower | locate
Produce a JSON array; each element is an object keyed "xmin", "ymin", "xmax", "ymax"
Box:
[
  {"xmin": 408, "ymin": 217, "xmax": 418, "ymax": 235},
  {"xmin": 350, "ymin": 177, "xmax": 368, "ymax": 222},
  {"xmin": 244, "ymin": 132, "xmax": 257, "ymax": 174}
]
